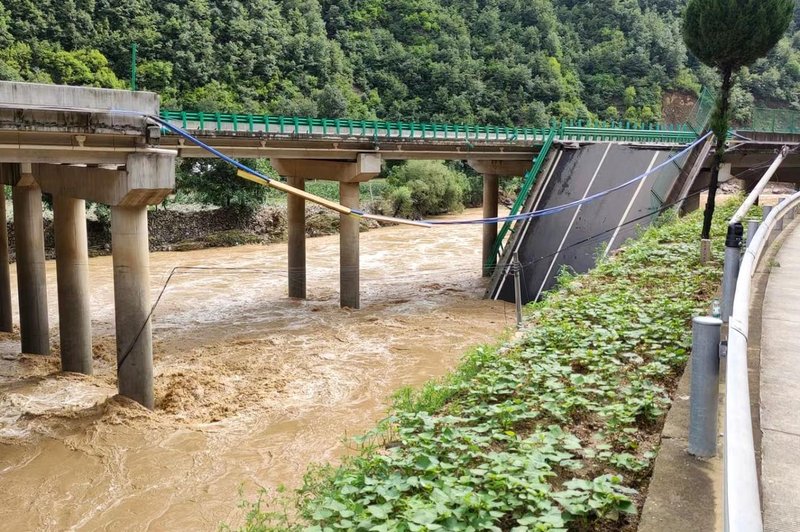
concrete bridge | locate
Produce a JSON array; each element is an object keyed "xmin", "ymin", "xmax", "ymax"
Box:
[{"xmin": 0, "ymin": 80, "xmax": 798, "ymax": 408}]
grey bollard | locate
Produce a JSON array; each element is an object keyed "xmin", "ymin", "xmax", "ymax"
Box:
[
  {"xmin": 689, "ymin": 316, "xmax": 723, "ymax": 457},
  {"xmin": 721, "ymin": 223, "xmax": 743, "ymax": 323},
  {"xmin": 746, "ymin": 219, "xmax": 760, "ymax": 249}
]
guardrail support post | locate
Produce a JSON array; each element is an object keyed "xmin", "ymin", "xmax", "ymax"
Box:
[
  {"xmin": 762, "ymin": 205, "xmax": 773, "ymax": 244},
  {"xmin": 721, "ymin": 223, "xmax": 743, "ymax": 322},
  {"xmin": 689, "ymin": 316, "xmax": 722, "ymax": 457},
  {"xmin": 746, "ymin": 219, "xmax": 760, "ymax": 249}
]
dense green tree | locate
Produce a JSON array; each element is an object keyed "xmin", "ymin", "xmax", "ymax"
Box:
[
  {"xmin": 0, "ymin": 0, "xmax": 797, "ymax": 125},
  {"xmin": 683, "ymin": 0, "xmax": 794, "ymax": 239},
  {"xmin": 0, "ymin": 0, "xmax": 797, "ymax": 207},
  {"xmin": 177, "ymin": 159, "xmax": 275, "ymax": 209}
]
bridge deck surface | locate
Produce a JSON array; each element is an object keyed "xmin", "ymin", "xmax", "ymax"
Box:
[{"xmin": 760, "ymin": 221, "xmax": 800, "ymax": 531}]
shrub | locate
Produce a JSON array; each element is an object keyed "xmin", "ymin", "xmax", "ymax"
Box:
[
  {"xmin": 384, "ymin": 161, "xmax": 466, "ymax": 218},
  {"xmin": 386, "ymin": 185, "xmax": 414, "ymax": 218}
]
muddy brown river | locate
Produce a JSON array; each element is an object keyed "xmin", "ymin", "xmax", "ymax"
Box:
[{"xmin": 0, "ymin": 208, "xmax": 512, "ymax": 530}]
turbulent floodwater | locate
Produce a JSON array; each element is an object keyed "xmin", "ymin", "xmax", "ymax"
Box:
[{"xmin": 0, "ymin": 208, "xmax": 512, "ymax": 531}]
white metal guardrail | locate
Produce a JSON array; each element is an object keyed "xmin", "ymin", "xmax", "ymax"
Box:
[{"xmin": 725, "ymin": 190, "xmax": 800, "ymax": 532}]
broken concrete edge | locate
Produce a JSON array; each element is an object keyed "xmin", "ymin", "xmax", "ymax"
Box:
[{"xmin": 0, "ymin": 81, "xmax": 159, "ymax": 115}]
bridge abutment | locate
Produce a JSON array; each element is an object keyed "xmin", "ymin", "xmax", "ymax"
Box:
[
  {"xmin": 12, "ymin": 167, "xmax": 50, "ymax": 355},
  {"xmin": 53, "ymin": 195, "xmax": 93, "ymax": 374}
]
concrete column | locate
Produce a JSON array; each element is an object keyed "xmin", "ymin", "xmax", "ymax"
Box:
[
  {"xmin": 680, "ymin": 192, "xmax": 701, "ymax": 215},
  {"xmin": 12, "ymin": 182, "xmax": 49, "ymax": 354},
  {"xmin": 53, "ymin": 196, "xmax": 92, "ymax": 374},
  {"xmin": 111, "ymin": 205, "xmax": 153, "ymax": 408},
  {"xmin": 0, "ymin": 185, "xmax": 13, "ymax": 332},
  {"xmin": 340, "ymin": 182, "xmax": 360, "ymax": 309},
  {"xmin": 287, "ymin": 176, "xmax": 306, "ymax": 299},
  {"xmin": 482, "ymin": 174, "xmax": 499, "ymax": 277}
]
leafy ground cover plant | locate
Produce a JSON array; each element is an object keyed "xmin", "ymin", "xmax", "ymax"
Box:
[{"xmin": 235, "ymin": 199, "xmax": 745, "ymax": 531}]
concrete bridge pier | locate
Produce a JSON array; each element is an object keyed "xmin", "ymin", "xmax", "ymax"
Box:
[
  {"xmin": 11, "ymin": 165, "xmax": 50, "ymax": 355},
  {"xmin": 271, "ymin": 154, "xmax": 381, "ymax": 308},
  {"xmin": 339, "ymin": 182, "xmax": 360, "ymax": 309},
  {"xmin": 287, "ymin": 176, "xmax": 306, "ymax": 299},
  {"xmin": 35, "ymin": 151, "xmax": 175, "ymax": 407},
  {"xmin": 481, "ymin": 175, "xmax": 499, "ymax": 277},
  {"xmin": 0, "ymin": 182, "xmax": 13, "ymax": 332},
  {"xmin": 111, "ymin": 204, "xmax": 153, "ymax": 407},
  {"xmin": 52, "ymin": 195, "xmax": 92, "ymax": 374},
  {"xmin": 469, "ymin": 160, "xmax": 533, "ymax": 277}
]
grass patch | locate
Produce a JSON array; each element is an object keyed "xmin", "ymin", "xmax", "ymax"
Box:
[{"xmin": 232, "ymin": 199, "xmax": 747, "ymax": 531}]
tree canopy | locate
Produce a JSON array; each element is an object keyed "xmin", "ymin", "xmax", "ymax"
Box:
[
  {"xmin": 683, "ymin": 0, "xmax": 793, "ymax": 239},
  {"xmin": 0, "ymin": 0, "xmax": 797, "ymax": 125},
  {"xmin": 683, "ymin": 0, "xmax": 795, "ymax": 71}
]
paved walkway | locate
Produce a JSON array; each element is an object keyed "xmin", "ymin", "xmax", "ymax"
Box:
[{"xmin": 760, "ymin": 222, "xmax": 800, "ymax": 531}]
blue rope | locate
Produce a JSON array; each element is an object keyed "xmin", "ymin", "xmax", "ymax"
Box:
[
  {"xmin": 149, "ymin": 115, "xmax": 273, "ymax": 185},
  {"xmin": 150, "ymin": 114, "xmax": 709, "ymax": 228},
  {"xmin": 423, "ymin": 132, "xmax": 712, "ymax": 225}
]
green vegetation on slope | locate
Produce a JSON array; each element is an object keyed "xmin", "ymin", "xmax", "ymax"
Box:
[
  {"xmin": 2, "ymin": 1, "xmax": 797, "ymax": 211},
  {"xmin": 0, "ymin": 0, "xmax": 797, "ymax": 124},
  {"xmin": 233, "ymin": 200, "xmax": 745, "ymax": 531}
]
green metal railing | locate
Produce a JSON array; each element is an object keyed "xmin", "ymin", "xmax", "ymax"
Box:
[
  {"xmin": 686, "ymin": 87, "xmax": 716, "ymax": 134},
  {"xmin": 742, "ymin": 107, "xmax": 800, "ymax": 134},
  {"xmin": 484, "ymin": 129, "xmax": 557, "ymax": 273},
  {"xmin": 159, "ymin": 110, "xmax": 699, "ymax": 145}
]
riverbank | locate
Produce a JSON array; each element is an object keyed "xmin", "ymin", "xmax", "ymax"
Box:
[
  {"xmin": 5, "ymin": 203, "xmax": 380, "ymax": 262},
  {"xmin": 239, "ymin": 201, "xmax": 742, "ymax": 530}
]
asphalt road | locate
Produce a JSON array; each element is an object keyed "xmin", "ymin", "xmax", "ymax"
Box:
[{"xmin": 494, "ymin": 143, "xmax": 685, "ymax": 303}]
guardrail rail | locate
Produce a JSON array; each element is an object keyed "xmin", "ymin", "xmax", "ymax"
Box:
[{"xmin": 725, "ymin": 191, "xmax": 800, "ymax": 532}]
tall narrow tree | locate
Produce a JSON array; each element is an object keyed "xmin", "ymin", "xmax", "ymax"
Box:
[{"xmin": 683, "ymin": 0, "xmax": 794, "ymax": 239}]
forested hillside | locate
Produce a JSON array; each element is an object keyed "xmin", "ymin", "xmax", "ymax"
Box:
[{"xmin": 0, "ymin": 0, "xmax": 798, "ymax": 125}]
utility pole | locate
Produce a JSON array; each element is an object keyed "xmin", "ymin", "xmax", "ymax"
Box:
[
  {"xmin": 513, "ymin": 251, "xmax": 522, "ymax": 327},
  {"xmin": 130, "ymin": 43, "xmax": 138, "ymax": 92}
]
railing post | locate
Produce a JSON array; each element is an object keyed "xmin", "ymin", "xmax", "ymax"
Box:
[
  {"xmin": 776, "ymin": 206, "xmax": 784, "ymax": 231},
  {"xmin": 786, "ymin": 198, "xmax": 795, "ymax": 221},
  {"xmin": 762, "ymin": 205, "xmax": 773, "ymax": 245},
  {"xmin": 746, "ymin": 219, "xmax": 760, "ymax": 249},
  {"xmin": 721, "ymin": 223, "xmax": 743, "ymax": 322},
  {"xmin": 688, "ymin": 316, "xmax": 722, "ymax": 457}
]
